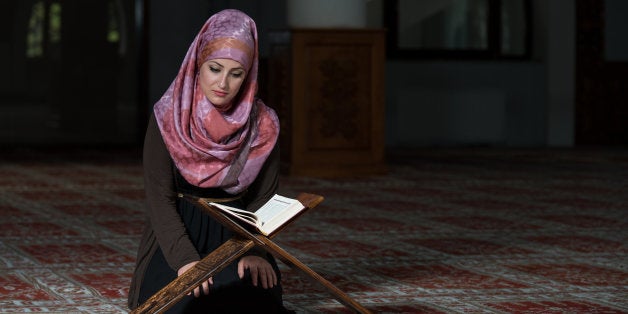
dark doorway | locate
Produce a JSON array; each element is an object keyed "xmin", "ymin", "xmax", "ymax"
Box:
[
  {"xmin": 0, "ymin": 0, "xmax": 144, "ymax": 146},
  {"xmin": 576, "ymin": 0, "xmax": 628, "ymax": 146}
]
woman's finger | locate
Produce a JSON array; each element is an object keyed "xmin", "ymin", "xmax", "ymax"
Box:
[
  {"xmin": 269, "ymin": 267, "xmax": 277, "ymax": 288},
  {"xmin": 202, "ymin": 280, "xmax": 210, "ymax": 295},
  {"xmin": 259, "ymin": 267, "xmax": 268, "ymax": 289},
  {"xmin": 250, "ymin": 264, "xmax": 259, "ymax": 286}
]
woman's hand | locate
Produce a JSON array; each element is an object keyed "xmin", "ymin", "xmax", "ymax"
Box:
[
  {"xmin": 238, "ymin": 255, "xmax": 277, "ymax": 289},
  {"xmin": 178, "ymin": 261, "xmax": 213, "ymax": 297}
]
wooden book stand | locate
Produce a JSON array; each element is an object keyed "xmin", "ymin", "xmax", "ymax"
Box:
[{"xmin": 131, "ymin": 193, "xmax": 372, "ymax": 314}]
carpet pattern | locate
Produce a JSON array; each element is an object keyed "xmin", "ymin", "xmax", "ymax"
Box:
[{"xmin": 0, "ymin": 148, "xmax": 627, "ymax": 313}]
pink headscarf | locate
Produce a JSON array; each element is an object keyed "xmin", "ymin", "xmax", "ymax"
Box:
[{"xmin": 153, "ymin": 9, "xmax": 279, "ymax": 194}]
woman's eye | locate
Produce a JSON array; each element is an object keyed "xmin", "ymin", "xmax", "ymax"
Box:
[
  {"xmin": 209, "ymin": 66, "xmax": 220, "ymax": 73},
  {"xmin": 231, "ymin": 72, "xmax": 243, "ymax": 78}
]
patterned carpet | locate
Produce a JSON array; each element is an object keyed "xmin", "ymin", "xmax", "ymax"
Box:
[{"xmin": 0, "ymin": 147, "xmax": 627, "ymax": 313}]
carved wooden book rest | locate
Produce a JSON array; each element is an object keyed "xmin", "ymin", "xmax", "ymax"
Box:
[{"xmin": 131, "ymin": 193, "xmax": 371, "ymax": 314}]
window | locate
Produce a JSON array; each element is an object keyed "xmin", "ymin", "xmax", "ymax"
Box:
[
  {"xmin": 107, "ymin": 0, "xmax": 121, "ymax": 43},
  {"xmin": 26, "ymin": 0, "xmax": 124, "ymax": 58},
  {"xmin": 384, "ymin": 0, "xmax": 531, "ymax": 59},
  {"xmin": 49, "ymin": 2, "xmax": 62, "ymax": 43},
  {"xmin": 26, "ymin": 1, "xmax": 45, "ymax": 58}
]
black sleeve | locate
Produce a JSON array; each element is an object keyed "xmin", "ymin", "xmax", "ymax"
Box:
[{"xmin": 143, "ymin": 114, "xmax": 200, "ymax": 271}]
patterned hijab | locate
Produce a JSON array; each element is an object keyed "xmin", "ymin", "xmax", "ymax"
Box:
[{"xmin": 153, "ymin": 9, "xmax": 279, "ymax": 194}]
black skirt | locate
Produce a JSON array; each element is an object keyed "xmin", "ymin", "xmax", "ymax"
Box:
[{"xmin": 137, "ymin": 197, "xmax": 292, "ymax": 313}]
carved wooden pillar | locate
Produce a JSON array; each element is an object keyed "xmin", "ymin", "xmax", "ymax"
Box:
[{"xmin": 268, "ymin": 29, "xmax": 386, "ymax": 177}]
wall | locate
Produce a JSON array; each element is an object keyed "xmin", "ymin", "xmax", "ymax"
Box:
[
  {"xmin": 148, "ymin": 0, "xmax": 576, "ymax": 148},
  {"xmin": 382, "ymin": 0, "xmax": 574, "ymax": 147},
  {"xmin": 544, "ymin": 0, "xmax": 575, "ymax": 147},
  {"xmin": 385, "ymin": 61, "xmax": 545, "ymax": 147},
  {"xmin": 605, "ymin": 0, "xmax": 628, "ymax": 61},
  {"xmin": 147, "ymin": 1, "xmax": 209, "ymax": 108},
  {"xmin": 147, "ymin": 0, "xmax": 286, "ymax": 107},
  {"xmin": 1, "ymin": 0, "xmax": 141, "ymax": 145}
]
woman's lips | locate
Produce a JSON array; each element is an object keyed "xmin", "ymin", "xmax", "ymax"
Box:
[{"xmin": 213, "ymin": 90, "xmax": 227, "ymax": 97}]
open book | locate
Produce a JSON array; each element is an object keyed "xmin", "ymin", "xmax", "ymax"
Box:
[{"xmin": 206, "ymin": 194, "xmax": 306, "ymax": 236}]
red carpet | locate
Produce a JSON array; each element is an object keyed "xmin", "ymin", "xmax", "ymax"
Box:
[{"xmin": 0, "ymin": 148, "xmax": 627, "ymax": 313}]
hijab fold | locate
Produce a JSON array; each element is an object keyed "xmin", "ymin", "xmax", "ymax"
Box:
[{"xmin": 153, "ymin": 9, "xmax": 279, "ymax": 194}]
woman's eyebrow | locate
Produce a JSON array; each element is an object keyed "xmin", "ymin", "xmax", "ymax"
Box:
[{"xmin": 211, "ymin": 61, "xmax": 243, "ymax": 70}]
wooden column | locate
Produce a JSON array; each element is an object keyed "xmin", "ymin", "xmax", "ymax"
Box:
[{"xmin": 268, "ymin": 29, "xmax": 386, "ymax": 177}]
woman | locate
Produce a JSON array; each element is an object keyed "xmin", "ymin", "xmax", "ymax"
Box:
[{"xmin": 128, "ymin": 9, "xmax": 291, "ymax": 313}]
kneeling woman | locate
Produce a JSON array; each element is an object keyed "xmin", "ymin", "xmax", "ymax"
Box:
[{"xmin": 128, "ymin": 9, "xmax": 292, "ymax": 313}]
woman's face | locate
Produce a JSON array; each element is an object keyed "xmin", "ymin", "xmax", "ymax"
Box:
[{"xmin": 199, "ymin": 58, "xmax": 247, "ymax": 108}]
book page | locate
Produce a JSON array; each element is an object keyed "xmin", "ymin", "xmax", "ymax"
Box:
[
  {"xmin": 254, "ymin": 195, "xmax": 296, "ymax": 224},
  {"xmin": 255, "ymin": 194, "xmax": 304, "ymax": 234},
  {"xmin": 208, "ymin": 202, "xmax": 259, "ymax": 227}
]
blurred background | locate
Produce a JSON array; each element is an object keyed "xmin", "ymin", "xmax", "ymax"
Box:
[
  {"xmin": 1, "ymin": 0, "xmax": 626, "ymax": 150},
  {"xmin": 1, "ymin": 3, "xmax": 627, "ymax": 312}
]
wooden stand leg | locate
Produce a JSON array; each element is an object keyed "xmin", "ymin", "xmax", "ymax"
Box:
[
  {"xmin": 133, "ymin": 194, "xmax": 371, "ymax": 313},
  {"xmin": 132, "ymin": 235, "xmax": 371, "ymax": 314},
  {"xmin": 131, "ymin": 237, "xmax": 254, "ymax": 314},
  {"xmin": 256, "ymin": 235, "xmax": 372, "ymax": 314}
]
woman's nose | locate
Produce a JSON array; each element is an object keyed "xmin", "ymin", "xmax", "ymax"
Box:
[{"xmin": 218, "ymin": 75, "xmax": 228, "ymax": 89}]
